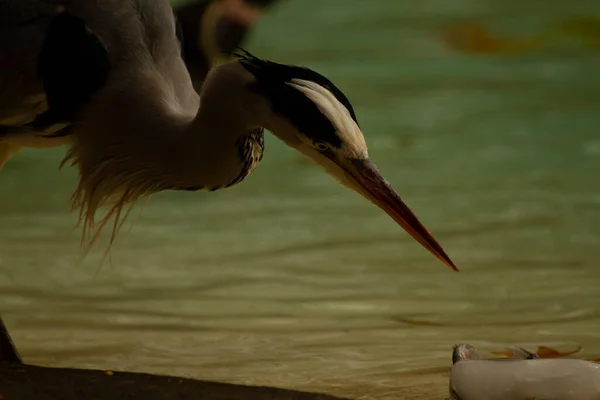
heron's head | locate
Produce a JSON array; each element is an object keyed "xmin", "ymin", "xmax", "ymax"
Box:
[{"xmin": 235, "ymin": 50, "xmax": 457, "ymax": 271}]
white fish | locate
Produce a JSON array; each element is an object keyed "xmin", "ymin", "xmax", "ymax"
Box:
[{"xmin": 447, "ymin": 344, "xmax": 600, "ymax": 400}]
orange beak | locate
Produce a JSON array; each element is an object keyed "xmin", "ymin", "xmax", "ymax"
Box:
[{"xmin": 342, "ymin": 158, "xmax": 458, "ymax": 271}]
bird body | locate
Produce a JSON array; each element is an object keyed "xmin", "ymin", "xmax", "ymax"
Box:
[
  {"xmin": 0, "ymin": 0, "xmax": 457, "ymax": 270},
  {"xmin": 1, "ymin": 0, "xmax": 237, "ymax": 239},
  {"xmin": 0, "ymin": 0, "xmax": 193, "ymax": 158}
]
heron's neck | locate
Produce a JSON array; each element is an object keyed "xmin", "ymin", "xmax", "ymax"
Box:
[
  {"xmin": 176, "ymin": 96, "xmax": 262, "ymax": 190},
  {"xmin": 65, "ymin": 63, "xmax": 265, "ymax": 244}
]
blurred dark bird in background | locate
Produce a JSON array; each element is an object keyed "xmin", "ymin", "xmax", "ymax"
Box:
[{"xmin": 174, "ymin": 0, "xmax": 282, "ymax": 89}]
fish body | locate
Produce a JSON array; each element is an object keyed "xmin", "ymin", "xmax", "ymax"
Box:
[{"xmin": 447, "ymin": 344, "xmax": 600, "ymax": 400}]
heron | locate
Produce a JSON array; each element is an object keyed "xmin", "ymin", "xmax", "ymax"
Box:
[{"xmin": 0, "ymin": 0, "xmax": 457, "ymax": 270}]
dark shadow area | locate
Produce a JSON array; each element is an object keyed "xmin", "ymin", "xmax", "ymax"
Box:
[
  {"xmin": 0, "ymin": 362, "xmax": 348, "ymax": 400},
  {"xmin": 0, "ymin": 317, "xmax": 21, "ymax": 363},
  {"xmin": 1, "ymin": 317, "xmax": 347, "ymax": 399}
]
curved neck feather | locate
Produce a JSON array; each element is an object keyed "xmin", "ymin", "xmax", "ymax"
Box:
[{"xmin": 63, "ymin": 65, "xmax": 264, "ymax": 249}]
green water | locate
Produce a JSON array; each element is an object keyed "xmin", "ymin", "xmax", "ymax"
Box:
[{"xmin": 2, "ymin": 0, "xmax": 600, "ymax": 398}]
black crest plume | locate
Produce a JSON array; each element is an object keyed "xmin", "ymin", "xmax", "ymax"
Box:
[{"xmin": 233, "ymin": 49, "xmax": 358, "ymax": 148}]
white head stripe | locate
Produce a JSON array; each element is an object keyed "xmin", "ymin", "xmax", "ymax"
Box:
[
  {"xmin": 286, "ymin": 79, "xmax": 367, "ymax": 159},
  {"xmin": 286, "ymin": 79, "xmax": 354, "ymax": 133}
]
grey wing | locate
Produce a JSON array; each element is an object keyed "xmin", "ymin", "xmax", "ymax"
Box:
[
  {"xmin": 0, "ymin": 3, "xmax": 110, "ymax": 167},
  {"xmin": 0, "ymin": 1, "xmax": 60, "ymax": 129},
  {"xmin": 0, "ymin": 1, "xmax": 61, "ymax": 167}
]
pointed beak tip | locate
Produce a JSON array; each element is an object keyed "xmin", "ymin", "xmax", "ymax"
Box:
[
  {"xmin": 339, "ymin": 157, "xmax": 460, "ymax": 273},
  {"xmin": 447, "ymin": 261, "xmax": 460, "ymax": 272},
  {"xmin": 437, "ymin": 253, "xmax": 459, "ymax": 272}
]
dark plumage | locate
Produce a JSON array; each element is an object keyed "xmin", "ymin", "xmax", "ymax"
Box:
[
  {"xmin": 234, "ymin": 49, "xmax": 358, "ymax": 149},
  {"xmin": 0, "ymin": 12, "xmax": 110, "ymax": 138},
  {"xmin": 226, "ymin": 126, "xmax": 265, "ymax": 188},
  {"xmin": 0, "ymin": 11, "xmax": 110, "ymax": 140},
  {"xmin": 36, "ymin": 12, "xmax": 110, "ymax": 132}
]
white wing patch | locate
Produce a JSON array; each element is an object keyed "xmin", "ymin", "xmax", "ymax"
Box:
[{"xmin": 286, "ymin": 78, "xmax": 368, "ymax": 159}]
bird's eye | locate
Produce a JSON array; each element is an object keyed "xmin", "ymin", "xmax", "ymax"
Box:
[{"xmin": 314, "ymin": 142, "xmax": 329, "ymax": 151}]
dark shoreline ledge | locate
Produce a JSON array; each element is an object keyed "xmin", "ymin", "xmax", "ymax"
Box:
[
  {"xmin": 0, "ymin": 318, "xmax": 347, "ymax": 400},
  {"xmin": 0, "ymin": 362, "xmax": 349, "ymax": 400}
]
